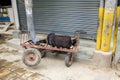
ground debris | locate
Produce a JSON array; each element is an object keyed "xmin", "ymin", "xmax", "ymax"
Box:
[
  {"xmin": 0, "ymin": 35, "xmax": 12, "ymax": 45},
  {"xmin": 0, "ymin": 47, "xmax": 18, "ymax": 55},
  {"xmin": 0, "ymin": 47, "xmax": 9, "ymax": 53},
  {"xmin": 0, "ymin": 59, "xmax": 7, "ymax": 68},
  {"xmin": 0, "ymin": 35, "xmax": 5, "ymax": 44}
]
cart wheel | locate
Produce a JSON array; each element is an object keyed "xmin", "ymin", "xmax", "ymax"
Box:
[
  {"xmin": 22, "ymin": 48, "xmax": 41, "ymax": 67},
  {"xmin": 41, "ymin": 50, "xmax": 47, "ymax": 58},
  {"xmin": 65, "ymin": 53, "xmax": 73, "ymax": 67}
]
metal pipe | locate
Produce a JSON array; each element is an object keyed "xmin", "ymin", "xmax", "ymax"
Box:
[
  {"xmin": 24, "ymin": 0, "xmax": 36, "ymax": 42},
  {"xmin": 100, "ymin": 0, "xmax": 105, "ymax": 7},
  {"xmin": 113, "ymin": 0, "xmax": 120, "ymax": 54}
]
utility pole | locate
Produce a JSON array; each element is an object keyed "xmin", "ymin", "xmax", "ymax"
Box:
[
  {"xmin": 114, "ymin": 28, "xmax": 120, "ymax": 67},
  {"xmin": 93, "ymin": 0, "xmax": 116, "ymax": 68},
  {"xmin": 113, "ymin": 0, "xmax": 120, "ymax": 67},
  {"xmin": 113, "ymin": 0, "xmax": 120, "ymax": 54}
]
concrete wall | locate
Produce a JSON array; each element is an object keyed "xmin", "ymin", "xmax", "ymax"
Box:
[{"xmin": 7, "ymin": 8, "xmax": 14, "ymax": 23}]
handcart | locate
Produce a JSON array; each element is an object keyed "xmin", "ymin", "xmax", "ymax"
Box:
[{"xmin": 20, "ymin": 31, "xmax": 85, "ymax": 67}]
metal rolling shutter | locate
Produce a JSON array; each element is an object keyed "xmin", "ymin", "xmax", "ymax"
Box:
[
  {"xmin": 17, "ymin": 0, "xmax": 27, "ymax": 30},
  {"xmin": 17, "ymin": 0, "xmax": 99, "ymax": 39}
]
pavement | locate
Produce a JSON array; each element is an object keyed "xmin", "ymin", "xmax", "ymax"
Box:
[
  {"xmin": 0, "ymin": 34, "xmax": 120, "ymax": 80},
  {"xmin": 0, "ymin": 59, "xmax": 50, "ymax": 80},
  {"xmin": 0, "ymin": 44, "xmax": 120, "ymax": 80},
  {"xmin": 0, "ymin": 44, "xmax": 50, "ymax": 80}
]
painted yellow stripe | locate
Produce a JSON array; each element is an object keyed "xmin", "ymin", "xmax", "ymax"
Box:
[
  {"xmin": 3, "ymin": 8, "xmax": 7, "ymax": 17},
  {"xmin": 3, "ymin": 14, "xmax": 7, "ymax": 17},
  {"xmin": 101, "ymin": 8, "xmax": 114, "ymax": 52},
  {"xmin": 112, "ymin": 6, "xmax": 120, "ymax": 54},
  {"xmin": 96, "ymin": 8, "xmax": 104, "ymax": 50}
]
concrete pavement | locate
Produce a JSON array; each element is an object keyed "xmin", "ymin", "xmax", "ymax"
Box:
[{"xmin": 0, "ymin": 44, "xmax": 120, "ymax": 80}]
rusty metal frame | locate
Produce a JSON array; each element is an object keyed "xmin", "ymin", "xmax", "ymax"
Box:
[{"xmin": 20, "ymin": 31, "xmax": 80, "ymax": 53}]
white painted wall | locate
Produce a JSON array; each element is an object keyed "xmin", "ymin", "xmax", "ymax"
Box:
[{"xmin": 7, "ymin": 8, "xmax": 14, "ymax": 23}]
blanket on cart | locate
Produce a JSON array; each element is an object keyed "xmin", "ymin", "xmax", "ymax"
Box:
[{"xmin": 47, "ymin": 33, "xmax": 76, "ymax": 49}]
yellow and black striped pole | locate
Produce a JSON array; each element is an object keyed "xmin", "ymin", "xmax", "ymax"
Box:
[
  {"xmin": 96, "ymin": 0, "xmax": 104, "ymax": 50},
  {"xmin": 101, "ymin": 0, "xmax": 116, "ymax": 52},
  {"xmin": 112, "ymin": 0, "xmax": 120, "ymax": 54}
]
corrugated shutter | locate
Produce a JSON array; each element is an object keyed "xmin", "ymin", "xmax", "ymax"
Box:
[
  {"xmin": 17, "ymin": 0, "xmax": 27, "ymax": 30},
  {"xmin": 17, "ymin": 0, "xmax": 99, "ymax": 39}
]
